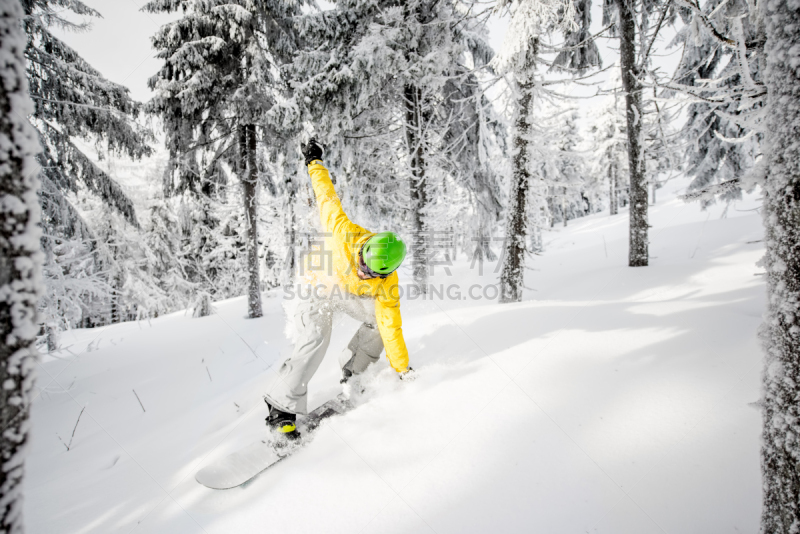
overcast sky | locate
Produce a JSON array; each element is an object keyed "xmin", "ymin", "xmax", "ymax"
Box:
[{"xmin": 51, "ymin": 0, "xmax": 177, "ymax": 103}]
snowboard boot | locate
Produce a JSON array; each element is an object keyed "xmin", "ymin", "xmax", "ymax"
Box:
[
  {"xmin": 340, "ymin": 368, "xmax": 365, "ymax": 399},
  {"xmin": 264, "ymin": 399, "xmax": 300, "ymax": 441},
  {"xmin": 340, "ymin": 368, "xmax": 354, "ymax": 384}
]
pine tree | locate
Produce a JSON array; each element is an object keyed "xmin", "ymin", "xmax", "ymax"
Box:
[
  {"xmin": 642, "ymin": 88, "xmax": 681, "ymax": 204},
  {"xmin": 499, "ymin": 39, "xmax": 536, "ymax": 303},
  {"xmin": 601, "ymin": 0, "xmax": 681, "ymax": 266},
  {"xmin": 663, "ymin": 0, "xmax": 800, "ymax": 524},
  {"xmin": 759, "ymin": 0, "xmax": 800, "ymax": 529},
  {"xmin": 0, "ymin": 0, "xmax": 43, "ymax": 530},
  {"xmin": 543, "ymin": 110, "xmax": 585, "ymax": 227},
  {"xmin": 445, "ymin": 86, "xmax": 505, "ymax": 266},
  {"xmin": 671, "ymin": 0, "xmax": 764, "ymax": 206},
  {"xmin": 291, "ymin": 0, "xmax": 500, "ymax": 291},
  {"xmin": 26, "ymin": 0, "xmax": 150, "ymax": 231},
  {"xmin": 495, "ymin": 0, "xmax": 600, "ymax": 302},
  {"xmin": 145, "ymin": 0, "xmax": 302, "ymax": 318},
  {"xmin": 589, "ymin": 86, "xmax": 628, "ymax": 215},
  {"xmin": 143, "ymin": 202, "xmax": 193, "ymax": 314},
  {"xmin": 610, "ymin": 0, "xmax": 640, "ymax": 264},
  {"xmin": 24, "ymin": 0, "xmax": 151, "ymax": 329},
  {"xmin": 552, "ymin": 0, "xmax": 602, "ymax": 72}
]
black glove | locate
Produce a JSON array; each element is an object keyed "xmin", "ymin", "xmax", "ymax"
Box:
[{"xmin": 301, "ymin": 138, "xmax": 324, "ymax": 165}]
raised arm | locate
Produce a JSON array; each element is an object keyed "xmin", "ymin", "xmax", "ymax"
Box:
[
  {"xmin": 307, "ymin": 162, "xmax": 365, "ymax": 237},
  {"xmin": 301, "ymin": 138, "xmax": 366, "ymax": 239}
]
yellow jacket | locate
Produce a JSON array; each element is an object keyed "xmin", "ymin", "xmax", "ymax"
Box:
[{"xmin": 302, "ymin": 160, "xmax": 409, "ymax": 373}]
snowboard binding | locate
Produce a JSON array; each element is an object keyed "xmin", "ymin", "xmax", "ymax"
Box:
[{"xmin": 264, "ymin": 398, "xmax": 300, "ymax": 441}]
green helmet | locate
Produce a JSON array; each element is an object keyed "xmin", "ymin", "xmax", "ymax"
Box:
[{"xmin": 362, "ymin": 231, "xmax": 407, "ymax": 276}]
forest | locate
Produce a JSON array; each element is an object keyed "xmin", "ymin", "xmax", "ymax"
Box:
[{"xmin": 0, "ymin": 0, "xmax": 798, "ymax": 532}]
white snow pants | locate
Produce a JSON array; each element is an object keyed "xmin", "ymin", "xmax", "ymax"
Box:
[{"xmin": 264, "ymin": 295, "xmax": 384, "ymax": 414}]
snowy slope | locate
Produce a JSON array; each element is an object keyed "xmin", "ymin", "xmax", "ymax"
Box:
[{"xmin": 26, "ymin": 177, "xmax": 765, "ymax": 534}]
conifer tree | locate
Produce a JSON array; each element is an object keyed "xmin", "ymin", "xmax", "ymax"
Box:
[
  {"xmin": 291, "ymin": 0, "xmax": 500, "ymax": 291},
  {"xmin": 495, "ymin": 0, "xmax": 599, "ymax": 302},
  {"xmin": 671, "ymin": 0, "xmax": 764, "ymax": 205},
  {"xmin": 0, "ymin": 0, "xmax": 42, "ymax": 529},
  {"xmin": 24, "ymin": 0, "xmax": 151, "ymax": 328},
  {"xmin": 145, "ymin": 0, "xmax": 302, "ymax": 318},
  {"xmin": 544, "ymin": 111, "xmax": 585, "ymax": 227},
  {"xmin": 589, "ymin": 87, "xmax": 627, "ymax": 215},
  {"xmin": 598, "ymin": 0, "xmax": 683, "ymax": 266},
  {"xmin": 498, "ymin": 38, "xmax": 535, "ymax": 303},
  {"xmin": 642, "ymin": 90, "xmax": 681, "ymax": 204},
  {"xmin": 666, "ymin": 2, "xmax": 800, "ymax": 524},
  {"xmin": 440, "ymin": 45, "xmax": 505, "ymax": 268},
  {"xmin": 25, "ymin": 1, "xmax": 150, "ymax": 233},
  {"xmin": 758, "ymin": 0, "xmax": 800, "ymax": 529}
]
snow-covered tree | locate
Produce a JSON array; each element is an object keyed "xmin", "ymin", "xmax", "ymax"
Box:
[
  {"xmin": 592, "ymin": 78, "xmax": 680, "ymax": 211},
  {"xmin": 670, "ymin": 0, "xmax": 764, "ymax": 206},
  {"xmin": 642, "ymin": 89, "xmax": 681, "ymax": 204},
  {"xmin": 758, "ymin": 0, "xmax": 800, "ymax": 529},
  {"xmin": 551, "ymin": 0, "xmax": 601, "ymax": 73},
  {"xmin": 0, "ymin": 0, "xmax": 43, "ymax": 529},
  {"xmin": 39, "ymin": 235, "xmax": 105, "ymax": 333},
  {"xmin": 494, "ymin": 0, "xmax": 599, "ymax": 302},
  {"xmin": 36, "ymin": 148, "xmax": 177, "ymax": 334},
  {"xmin": 290, "ymin": 0, "xmax": 501, "ymax": 291},
  {"xmin": 440, "ymin": 65, "xmax": 507, "ymax": 266},
  {"xmin": 141, "ymin": 201, "xmax": 193, "ymax": 314},
  {"xmin": 24, "ymin": 0, "xmax": 151, "ymax": 329},
  {"xmin": 543, "ymin": 110, "xmax": 586, "ymax": 227},
  {"xmin": 589, "ymin": 87, "xmax": 628, "ymax": 215},
  {"xmin": 663, "ymin": 6, "xmax": 800, "ymax": 519},
  {"xmin": 145, "ymin": 0, "xmax": 303, "ymax": 318},
  {"xmin": 602, "ymin": 0, "xmax": 682, "ymax": 266},
  {"xmin": 495, "ymin": 9, "xmax": 546, "ymax": 303}
]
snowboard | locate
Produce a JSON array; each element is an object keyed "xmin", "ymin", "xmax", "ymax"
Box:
[{"xmin": 195, "ymin": 395, "xmax": 353, "ymax": 489}]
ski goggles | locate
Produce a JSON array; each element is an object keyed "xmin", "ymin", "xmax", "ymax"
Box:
[{"xmin": 358, "ymin": 248, "xmax": 390, "ymax": 279}]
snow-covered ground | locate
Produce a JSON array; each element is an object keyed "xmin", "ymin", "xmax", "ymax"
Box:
[{"xmin": 26, "ymin": 177, "xmax": 765, "ymax": 533}]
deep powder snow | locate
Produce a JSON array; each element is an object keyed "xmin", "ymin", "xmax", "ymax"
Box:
[{"xmin": 26, "ymin": 176, "xmax": 764, "ymax": 533}]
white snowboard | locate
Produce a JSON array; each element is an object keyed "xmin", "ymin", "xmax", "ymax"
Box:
[
  {"xmin": 195, "ymin": 439, "xmax": 289, "ymax": 489},
  {"xmin": 195, "ymin": 395, "xmax": 352, "ymax": 489}
]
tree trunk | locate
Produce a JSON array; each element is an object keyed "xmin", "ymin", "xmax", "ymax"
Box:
[
  {"xmin": 500, "ymin": 39, "xmax": 537, "ymax": 303},
  {"xmin": 609, "ymin": 157, "xmax": 618, "ymax": 215},
  {"xmin": 46, "ymin": 324, "xmax": 58, "ymax": 352},
  {"xmin": 110, "ymin": 274, "xmax": 122, "ymax": 324},
  {"xmin": 406, "ymin": 84, "xmax": 428, "ymax": 293},
  {"xmin": 240, "ymin": 124, "xmax": 262, "ymax": 318},
  {"xmin": 760, "ymin": 0, "xmax": 800, "ymax": 530},
  {"xmin": 529, "ymin": 212, "xmax": 543, "ymax": 254},
  {"xmin": 615, "ymin": 0, "xmax": 648, "ymax": 267},
  {"xmin": 283, "ymin": 175, "xmax": 296, "ymax": 287},
  {"xmin": 0, "ymin": 1, "xmax": 42, "ymax": 530}
]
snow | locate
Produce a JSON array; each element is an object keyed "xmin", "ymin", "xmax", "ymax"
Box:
[{"xmin": 25, "ymin": 176, "xmax": 764, "ymax": 533}]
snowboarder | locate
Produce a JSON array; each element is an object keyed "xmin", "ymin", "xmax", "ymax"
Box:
[{"xmin": 263, "ymin": 138, "xmax": 413, "ymax": 440}]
